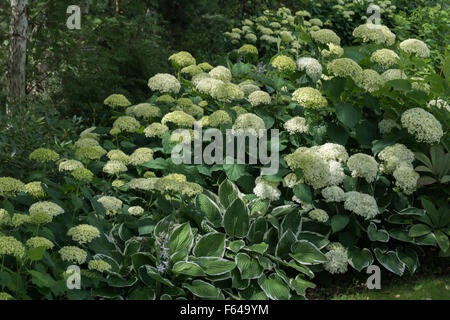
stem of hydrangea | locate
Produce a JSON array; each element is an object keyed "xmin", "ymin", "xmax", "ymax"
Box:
[
  {"xmin": 35, "ymin": 223, "xmax": 40, "ymax": 237},
  {"xmin": 1, "ymin": 255, "xmax": 4, "ymax": 272}
]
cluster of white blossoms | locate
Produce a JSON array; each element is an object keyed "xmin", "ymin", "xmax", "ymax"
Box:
[
  {"xmin": 285, "ymin": 143, "xmax": 347, "ymax": 189},
  {"xmin": 271, "ymin": 55, "xmax": 297, "ymax": 72},
  {"xmin": 211, "ymin": 83, "xmax": 245, "ymax": 103},
  {"xmin": 147, "ymin": 73, "xmax": 181, "ymax": 94},
  {"xmin": 344, "ymin": 191, "xmax": 379, "ymax": 220},
  {"xmin": 378, "ymin": 118, "xmax": 400, "ymax": 135},
  {"xmin": 248, "ymin": 90, "xmax": 271, "ymax": 106},
  {"xmin": 208, "ymin": 110, "xmax": 232, "ymax": 127},
  {"xmin": 125, "ymin": 103, "xmax": 161, "ymax": 120},
  {"xmin": 58, "ymin": 159, "xmax": 84, "ymax": 172},
  {"xmin": 209, "ymin": 66, "xmax": 232, "ymax": 82},
  {"xmin": 195, "ymin": 78, "xmax": 224, "ymax": 95},
  {"xmin": 308, "ymin": 209, "xmax": 329, "ymax": 223},
  {"xmin": 161, "ymin": 111, "xmax": 196, "ymax": 127},
  {"xmin": 347, "ymin": 153, "xmax": 378, "ymax": 183},
  {"xmin": 292, "ymin": 87, "xmax": 327, "ymax": 109},
  {"xmin": 427, "ymin": 98, "xmax": 450, "ymax": 112},
  {"xmin": 128, "ymin": 206, "xmax": 144, "ymax": 216},
  {"xmin": 310, "ymin": 29, "xmax": 341, "ymax": 45},
  {"xmin": 67, "ymin": 224, "xmax": 101, "ymax": 245},
  {"xmin": 381, "ymin": 68, "xmax": 407, "ymax": 81},
  {"xmin": 231, "ymin": 113, "xmax": 266, "ymax": 137},
  {"xmin": 129, "ymin": 148, "xmax": 154, "ymax": 166},
  {"xmin": 378, "ymin": 143, "xmax": 415, "ymax": 174},
  {"xmin": 370, "ymin": 49, "xmax": 400, "ymax": 69},
  {"xmin": 29, "ymin": 201, "xmax": 64, "ymax": 217},
  {"xmin": 107, "ymin": 149, "xmax": 129, "ymax": 163},
  {"xmin": 352, "ymin": 24, "xmax": 396, "ymax": 46},
  {"xmin": 400, "ymin": 108, "xmax": 443, "ymax": 144},
  {"xmin": 253, "ymin": 177, "xmax": 281, "ymax": 201},
  {"xmin": 324, "ymin": 242, "xmax": 348, "ymax": 274},
  {"xmin": 354, "ymin": 69, "xmax": 385, "ymax": 93},
  {"xmin": 239, "ymin": 80, "xmax": 260, "ymax": 96},
  {"xmin": 321, "ymin": 43, "xmax": 344, "ymax": 58},
  {"xmin": 59, "ymin": 246, "xmax": 87, "ymax": 264},
  {"xmin": 103, "ymin": 160, "xmax": 127, "ymax": 175},
  {"xmin": 393, "ymin": 165, "xmax": 419, "ymax": 195},
  {"xmin": 399, "ymin": 38, "xmax": 430, "ymax": 58},
  {"xmin": 283, "ymin": 116, "xmax": 309, "ymax": 135},
  {"xmin": 282, "ymin": 173, "xmax": 298, "ymax": 188},
  {"xmin": 97, "ymin": 196, "xmax": 123, "ymax": 215},
  {"xmin": 169, "ymin": 51, "xmax": 196, "ymax": 68},
  {"xmin": 296, "ymin": 57, "xmax": 322, "ymax": 82},
  {"xmin": 327, "ymin": 58, "xmax": 362, "ymax": 79},
  {"xmin": 321, "ymin": 186, "xmax": 345, "ymax": 202},
  {"xmin": 112, "ymin": 116, "xmax": 141, "ymax": 133},
  {"xmin": 144, "ymin": 122, "xmax": 169, "ymax": 138}
]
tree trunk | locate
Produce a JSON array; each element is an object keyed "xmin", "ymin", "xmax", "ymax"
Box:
[{"xmin": 7, "ymin": 0, "xmax": 28, "ymax": 113}]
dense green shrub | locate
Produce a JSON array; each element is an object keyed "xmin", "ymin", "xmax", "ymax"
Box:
[{"xmin": 0, "ymin": 6, "xmax": 449, "ymax": 300}]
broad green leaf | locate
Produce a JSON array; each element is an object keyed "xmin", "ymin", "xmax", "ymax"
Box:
[
  {"xmin": 290, "ymin": 241, "xmax": 327, "ymax": 265},
  {"xmin": 173, "ymin": 261, "xmax": 205, "ymax": 277},
  {"xmin": 421, "ymin": 198, "xmax": 440, "ymax": 226},
  {"xmin": 373, "ymin": 248, "xmax": 405, "ymax": 276},
  {"xmin": 293, "ymin": 183, "xmax": 312, "ymax": 203},
  {"xmin": 192, "ymin": 257, "xmax": 236, "ymax": 276},
  {"xmin": 408, "ymin": 224, "xmax": 432, "ymax": 237},
  {"xmin": 218, "ymin": 179, "xmax": 239, "ymax": 208},
  {"xmin": 145, "ymin": 266, "xmax": 172, "ymax": 287},
  {"xmin": 434, "ymin": 230, "xmax": 449, "ymax": 252},
  {"xmin": 275, "ymin": 230, "xmax": 296, "ymax": 259},
  {"xmin": 335, "ymin": 102, "xmax": 361, "ymax": 129},
  {"xmin": 258, "ymin": 274, "xmax": 291, "ymax": 300},
  {"xmin": 297, "ymin": 231, "xmax": 329, "ymax": 249},
  {"xmin": 387, "ymin": 79, "xmax": 411, "ymax": 92},
  {"xmin": 246, "ymin": 242, "xmax": 269, "ymax": 255},
  {"xmin": 228, "ymin": 240, "xmax": 245, "ymax": 252},
  {"xmin": 290, "ymin": 275, "xmax": 316, "ymax": 296},
  {"xmin": 235, "ymin": 253, "xmax": 263, "ymax": 280},
  {"xmin": 193, "ymin": 233, "xmax": 226, "ymax": 258},
  {"xmin": 223, "ymin": 198, "xmax": 250, "ymax": 238},
  {"xmin": 196, "ymin": 194, "xmax": 222, "ymax": 228},
  {"xmin": 397, "ymin": 247, "xmax": 419, "ymax": 274},
  {"xmin": 331, "ymin": 214, "xmax": 349, "ymax": 233},
  {"xmin": 183, "ymin": 280, "xmax": 221, "ymax": 299},
  {"xmin": 367, "ymin": 222, "xmax": 390, "ymax": 242},
  {"xmin": 168, "ymin": 223, "xmax": 194, "ymax": 262},
  {"xmin": 27, "ymin": 246, "xmax": 46, "ymax": 261},
  {"xmin": 348, "ymin": 248, "xmax": 373, "ymax": 272}
]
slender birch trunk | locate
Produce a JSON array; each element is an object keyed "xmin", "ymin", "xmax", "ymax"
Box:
[{"xmin": 7, "ymin": 0, "xmax": 28, "ymax": 113}]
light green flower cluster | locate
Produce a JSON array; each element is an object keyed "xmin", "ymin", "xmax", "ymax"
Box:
[
  {"xmin": 67, "ymin": 224, "xmax": 101, "ymax": 244},
  {"xmin": 107, "ymin": 149, "xmax": 130, "ymax": 164},
  {"xmin": 381, "ymin": 69, "xmax": 407, "ymax": 81},
  {"xmin": 260, "ymin": 35, "xmax": 278, "ymax": 44},
  {"xmin": 111, "ymin": 179, "xmax": 126, "ymax": 188},
  {"xmin": 211, "ymin": 83, "xmax": 244, "ymax": 103},
  {"xmin": 321, "ymin": 43, "xmax": 344, "ymax": 58},
  {"xmin": 347, "ymin": 153, "xmax": 378, "ymax": 183},
  {"xmin": 28, "ymin": 212, "xmax": 52, "ymax": 225},
  {"xmin": 153, "ymin": 175, "xmax": 203, "ymax": 197},
  {"xmin": 59, "ymin": 246, "xmax": 87, "ymax": 264},
  {"xmin": 198, "ymin": 62, "xmax": 213, "ymax": 72},
  {"xmin": 0, "ymin": 236, "xmax": 25, "ymax": 258},
  {"xmin": 400, "ymin": 108, "xmax": 443, "ymax": 144},
  {"xmin": 309, "ymin": 209, "xmax": 329, "ymax": 223},
  {"xmin": 321, "ymin": 186, "xmax": 345, "ymax": 202},
  {"xmin": 370, "ymin": 49, "xmax": 400, "ymax": 68},
  {"xmin": 245, "ymin": 33, "xmax": 257, "ymax": 43},
  {"xmin": 279, "ymin": 31, "xmax": 293, "ymax": 43},
  {"xmin": 427, "ymin": 98, "xmax": 450, "ymax": 112},
  {"xmin": 97, "ymin": 196, "xmax": 123, "ymax": 214},
  {"xmin": 324, "ymin": 242, "xmax": 348, "ymax": 274},
  {"xmin": 75, "ymin": 146, "xmax": 107, "ymax": 162},
  {"xmin": 26, "ymin": 237, "xmax": 54, "ymax": 249},
  {"xmin": 327, "ymin": 58, "xmax": 362, "ymax": 79},
  {"xmin": 172, "ymin": 102, "xmax": 204, "ymax": 118},
  {"xmin": 296, "ymin": 57, "xmax": 322, "ymax": 82},
  {"xmin": 310, "ymin": 29, "xmax": 341, "ymax": 45},
  {"xmin": 352, "ymin": 24, "xmax": 396, "ymax": 46},
  {"xmin": 129, "ymin": 148, "xmax": 154, "ymax": 166},
  {"xmin": 208, "ymin": 110, "xmax": 232, "ymax": 127},
  {"xmin": 195, "ymin": 78, "xmax": 224, "ymax": 95},
  {"xmin": 0, "ymin": 292, "xmax": 13, "ymax": 300},
  {"xmin": 156, "ymin": 94, "xmax": 175, "ymax": 104},
  {"xmin": 144, "ymin": 122, "xmax": 169, "ymax": 138},
  {"xmin": 309, "ymin": 18, "xmax": 323, "ymax": 27},
  {"xmin": 103, "ymin": 94, "xmax": 131, "ymax": 108},
  {"xmin": 168, "ymin": 51, "xmax": 196, "ymax": 68},
  {"xmin": 344, "ymin": 191, "xmax": 379, "ymax": 220},
  {"xmin": 148, "ymin": 73, "xmax": 181, "ymax": 94},
  {"xmin": 231, "ymin": 113, "xmax": 266, "ymax": 137},
  {"xmin": 393, "ymin": 166, "xmax": 419, "ymax": 195},
  {"xmin": 209, "ymin": 66, "xmax": 232, "ymax": 82},
  {"xmin": 180, "ymin": 65, "xmax": 203, "ymax": 77},
  {"xmin": 29, "ymin": 201, "xmax": 64, "ymax": 217},
  {"xmin": 161, "ymin": 111, "xmax": 196, "ymax": 127},
  {"xmin": 29, "ymin": 148, "xmax": 60, "ymax": 163},
  {"xmin": 378, "ymin": 143, "xmax": 415, "ymax": 174},
  {"xmin": 378, "ymin": 119, "xmax": 400, "ymax": 135},
  {"xmin": 58, "ymin": 159, "xmax": 84, "ymax": 172},
  {"xmin": 399, "ymin": 39, "xmax": 430, "ymax": 58},
  {"xmin": 253, "ymin": 178, "xmax": 281, "ymax": 201},
  {"xmin": 282, "ymin": 173, "xmax": 297, "ymax": 188},
  {"xmin": 74, "ymin": 138, "xmax": 100, "ymax": 148},
  {"xmin": 238, "ymin": 44, "xmax": 258, "ymax": 56},
  {"xmin": 296, "ymin": 10, "xmax": 311, "ymax": 18},
  {"xmin": 103, "ymin": 160, "xmax": 127, "ymax": 175},
  {"xmin": 24, "ymin": 182, "xmax": 46, "ymax": 199},
  {"xmin": 88, "ymin": 259, "xmax": 111, "ymax": 272},
  {"xmin": 125, "ymin": 103, "xmax": 161, "ymax": 120},
  {"xmin": 0, "ymin": 209, "xmax": 10, "ymax": 226},
  {"xmin": 128, "ymin": 206, "xmax": 144, "ymax": 216},
  {"xmin": 71, "ymin": 168, "xmax": 94, "ymax": 182},
  {"xmin": 79, "ymin": 127, "xmax": 99, "ymax": 141},
  {"xmin": 10, "ymin": 213, "xmax": 29, "ymax": 227},
  {"xmin": 239, "ymin": 80, "xmax": 260, "ymax": 96},
  {"xmin": 112, "ymin": 116, "xmax": 141, "ymax": 133},
  {"xmin": 271, "ymin": 55, "xmax": 296, "ymax": 72},
  {"xmin": 292, "ymin": 87, "xmax": 327, "ymax": 109},
  {"xmin": 283, "ymin": 116, "xmax": 309, "ymax": 135},
  {"xmin": 0, "ymin": 177, "xmax": 25, "ymax": 198},
  {"xmin": 248, "ymin": 90, "xmax": 271, "ymax": 106},
  {"xmin": 354, "ymin": 69, "xmax": 385, "ymax": 93}
]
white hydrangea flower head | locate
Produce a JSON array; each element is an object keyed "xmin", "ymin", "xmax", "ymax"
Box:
[
  {"xmin": 144, "ymin": 123, "xmax": 169, "ymax": 138},
  {"xmin": 378, "ymin": 143, "xmax": 415, "ymax": 174},
  {"xmin": 347, "ymin": 153, "xmax": 378, "ymax": 183},
  {"xmin": 353, "ymin": 24, "xmax": 396, "ymax": 46},
  {"xmin": 399, "ymin": 39, "xmax": 430, "ymax": 58},
  {"xmin": 148, "ymin": 73, "xmax": 181, "ymax": 94},
  {"xmin": 283, "ymin": 116, "xmax": 309, "ymax": 135},
  {"xmin": 354, "ymin": 69, "xmax": 385, "ymax": 93},
  {"xmin": 211, "ymin": 83, "xmax": 244, "ymax": 103},
  {"xmin": 209, "ymin": 66, "xmax": 232, "ymax": 82},
  {"xmin": 400, "ymin": 108, "xmax": 443, "ymax": 144},
  {"xmin": 393, "ymin": 165, "xmax": 419, "ymax": 195},
  {"xmin": 248, "ymin": 90, "xmax": 271, "ymax": 106},
  {"xmin": 344, "ymin": 191, "xmax": 379, "ymax": 220},
  {"xmin": 324, "ymin": 243, "xmax": 348, "ymax": 274},
  {"xmin": 231, "ymin": 113, "xmax": 266, "ymax": 137},
  {"xmin": 309, "ymin": 209, "xmax": 329, "ymax": 223},
  {"xmin": 327, "ymin": 58, "xmax": 362, "ymax": 79},
  {"xmin": 161, "ymin": 111, "xmax": 196, "ymax": 127},
  {"xmin": 370, "ymin": 49, "xmax": 400, "ymax": 69},
  {"xmin": 292, "ymin": 87, "xmax": 327, "ymax": 109},
  {"xmin": 321, "ymin": 186, "xmax": 345, "ymax": 202},
  {"xmin": 296, "ymin": 57, "xmax": 322, "ymax": 82},
  {"xmin": 378, "ymin": 119, "xmax": 400, "ymax": 135},
  {"xmin": 381, "ymin": 69, "xmax": 407, "ymax": 81},
  {"xmin": 427, "ymin": 98, "xmax": 450, "ymax": 112},
  {"xmin": 103, "ymin": 160, "xmax": 128, "ymax": 175},
  {"xmin": 310, "ymin": 29, "xmax": 341, "ymax": 45}
]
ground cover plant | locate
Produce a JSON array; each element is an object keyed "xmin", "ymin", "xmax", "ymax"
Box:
[{"xmin": 0, "ymin": 5, "xmax": 449, "ymax": 300}]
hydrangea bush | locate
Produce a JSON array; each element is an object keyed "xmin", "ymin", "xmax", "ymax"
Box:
[{"xmin": 0, "ymin": 6, "xmax": 449, "ymax": 300}]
